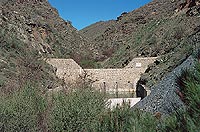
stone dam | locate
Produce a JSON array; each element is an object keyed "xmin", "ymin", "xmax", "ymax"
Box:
[{"xmin": 47, "ymin": 57, "xmax": 157, "ymax": 96}]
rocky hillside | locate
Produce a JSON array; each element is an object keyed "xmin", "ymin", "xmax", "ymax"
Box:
[
  {"xmin": 1, "ymin": 0, "xmax": 200, "ymax": 93},
  {"xmin": 0, "ymin": 0, "xmax": 95, "ymax": 93},
  {"xmin": 81, "ymin": 0, "xmax": 200, "ymax": 87},
  {"xmin": 1, "ymin": 0, "xmax": 95, "ymax": 58}
]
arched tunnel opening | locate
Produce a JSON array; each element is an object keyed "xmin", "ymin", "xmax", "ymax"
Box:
[{"xmin": 136, "ymin": 78, "xmax": 147, "ymax": 99}]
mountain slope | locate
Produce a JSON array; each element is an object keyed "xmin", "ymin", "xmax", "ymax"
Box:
[
  {"xmin": 81, "ymin": 0, "xmax": 200, "ymax": 87},
  {"xmin": 1, "ymin": 0, "xmax": 95, "ymax": 58},
  {"xmin": 0, "ymin": 0, "xmax": 95, "ymax": 93}
]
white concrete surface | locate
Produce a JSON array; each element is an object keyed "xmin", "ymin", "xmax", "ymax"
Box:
[{"xmin": 107, "ymin": 98, "xmax": 141, "ymax": 109}]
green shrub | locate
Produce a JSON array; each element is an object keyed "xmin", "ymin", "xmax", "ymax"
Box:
[
  {"xmin": 49, "ymin": 87, "xmax": 106, "ymax": 132},
  {"xmin": 173, "ymin": 61, "xmax": 200, "ymax": 131},
  {"xmin": 0, "ymin": 77, "xmax": 6, "ymax": 88},
  {"xmin": 80, "ymin": 59, "xmax": 99, "ymax": 68},
  {"xmin": 94, "ymin": 105, "xmax": 159, "ymax": 132},
  {"xmin": 0, "ymin": 84, "xmax": 47, "ymax": 132}
]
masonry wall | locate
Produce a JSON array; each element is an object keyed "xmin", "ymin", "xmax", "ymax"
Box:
[
  {"xmin": 47, "ymin": 57, "xmax": 157, "ymax": 92},
  {"xmin": 47, "ymin": 58, "xmax": 83, "ymax": 84},
  {"xmin": 85, "ymin": 69, "xmax": 141, "ymax": 92}
]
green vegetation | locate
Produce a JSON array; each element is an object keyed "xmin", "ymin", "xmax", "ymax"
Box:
[
  {"xmin": 0, "ymin": 84, "xmax": 47, "ymax": 132},
  {"xmin": 0, "ymin": 28, "xmax": 60, "ymax": 93},
  {"xmin": 0, "ymin": 60, "xmax": 200, "ymax": 132},
  {"xmin": 0, "ymin": 85, "xmax": 107, "ymax": 132},
  {"xmin": 1, "ymin": 0, "xmax": 199, "ymax": 131},
  {"xmin": 80, "ymin": 59, "xmax": 102, "ymax": 69},
  {"xmin": 173, "ymin": 56, "xmax": 200, "ymax": 131},
  {"xmin": 49, "ymin": 87, "xmax": 106, "ymax": 131},
  {"xmin": 93, "ymin": 105, "xmax": 159, "ymax": 132},
  {"xmin": 103, "ymin": 15, "xmax": 195, "ymax": 89},
  {"xmin": 0, "ymin": 29, "xmax": 199, "ymax": 131}
]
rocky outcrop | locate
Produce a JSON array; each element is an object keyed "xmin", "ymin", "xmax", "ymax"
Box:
[
  {"xmin": 16, "ymin": 0, "xmax": 47, "ymax": 4},
  {"xmin": 133, "ymin": 56, "xmax": 196, "ymax": 115},
  {"xmin": 0, "ymin": 0, "xmax": 94, "ymax": 59},
  {"xmin": 179, "ymin": 0, "xmax": 196, "ymax": 10},
  {"xmin": 186, "ymin": 0, "xmax": 196, "ymax": 8}
]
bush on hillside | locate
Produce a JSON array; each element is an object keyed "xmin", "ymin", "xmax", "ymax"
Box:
[{"xmin": 0, "ymin": 84, "xmax": 48, "ymax": 132}]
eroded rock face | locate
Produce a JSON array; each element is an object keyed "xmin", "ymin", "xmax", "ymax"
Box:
[
  {"xmin": 179, "ymin": 0, "xmax": 196, "ymax": 10},
  {"xmin": 186, "ymin": 0, "xmax": 196, "ymax": 8}
]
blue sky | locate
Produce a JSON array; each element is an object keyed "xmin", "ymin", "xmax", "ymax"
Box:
[{"xmin": 48, "ymin": 0, "xmax": 151, "ymax": 30}]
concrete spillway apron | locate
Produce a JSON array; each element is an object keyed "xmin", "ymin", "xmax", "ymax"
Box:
[{"xmin": 107, "ymin": 98, "xmax": 141, "ymax": 110}]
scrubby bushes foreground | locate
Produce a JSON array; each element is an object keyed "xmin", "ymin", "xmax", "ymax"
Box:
[
  {"xmin": 0, "ymin": 85, "xmax": 107, "ymax": 132},
  {"xmin": 0, "ymin": 62, "xmax": 200, "ymax": 131}
]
